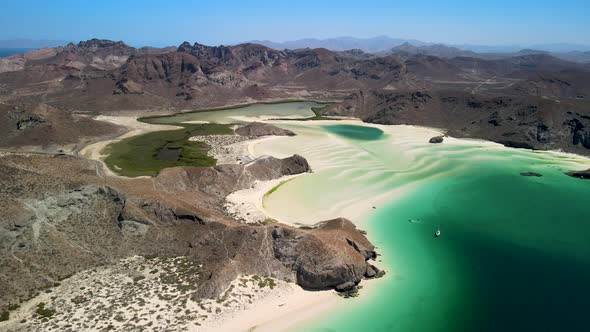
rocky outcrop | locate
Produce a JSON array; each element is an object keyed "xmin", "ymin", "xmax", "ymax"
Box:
[
  {"xmin": 113, "ymin": 79, "xmax": 143, "ymax": 95},
  {"xmin": 156, "ymin": 154, "xmax": 311, "ymax": 204},
  {"xmin": 16, "ymin": 115, "xmax": 45, "ymax": 130},
  {"xmin": 235, "ymin": 122, "xmax": 296, "ymax": 137},
  {"xmin": 246, "ymin": 154, "xmax": 311, "ymax": 180},
  {"xmin": 0, "ymin": 154, "xmax": 380, "ymax": 311},
  {"xmin": 0, "ymin": 103, "xmax": 124, "ymax": 153},
  {"xmin": 566, "ymin": 168, "xmax": 590, "ymax": 179},
  {"xmin": 429, "ymin": 136, "xmax": 444, "ymax": 143},
  {"xmin": 271, "ymin": 218, "xmax": 381, "ymax": 293},
  {"xmin": 520, "ymin": 172, "xmax": 543, "ymax": 177}
]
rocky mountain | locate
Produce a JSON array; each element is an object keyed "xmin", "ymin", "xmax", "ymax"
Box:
[
  {"xmin": 1, "ymin": 38, "xmax": 590, "ymax": 155},
  {"xmin": 0, "ymin": 38, "xmax": 175, "ymax": 74},
  {"xmin": 390, "ymin": 42, "xmax": 478, "ymax": 59},
  {"xmin": 389, "ymin": 43, "xmax": 590, "ymax": 64},
  {"xmin": 0, "ymin": 103, "xmax": 125, "ymax": 153},
  {"xmin": 0, "ymin": 151, "xmax": 381, "ymax": 310}
]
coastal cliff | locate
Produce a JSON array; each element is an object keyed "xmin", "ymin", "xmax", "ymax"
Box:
[{"xmin": 0, "ymin": 152, "xmax": 381, "ymax": 317}]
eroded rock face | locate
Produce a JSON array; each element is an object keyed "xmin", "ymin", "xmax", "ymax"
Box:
[
  {"xmin": 235, "ymin": 122, "xmax": 296, "ymax": 137},
  {"xmin": 0, "ymin": 145, "xmax": 376, "ymax": 314},
  {"xmin": 0, "ymin": 103, "xmax": 124, "ymax": 153},
  {"xmin": 271, "ymin": 218, "xmax": 379, "ymax": 292},
  {"xmin": 246, "ymin": 154, "xmax": 311, "ymax": 181}
]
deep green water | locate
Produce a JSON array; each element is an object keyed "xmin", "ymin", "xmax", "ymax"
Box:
[{"xmin": 283, "ymin": 124, "xmax": 590, "ymax": 332}]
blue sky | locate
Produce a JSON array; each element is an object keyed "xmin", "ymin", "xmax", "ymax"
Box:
[{"xmin": 0, "ymin": 0, "xmax": 588, "ymax": 47}]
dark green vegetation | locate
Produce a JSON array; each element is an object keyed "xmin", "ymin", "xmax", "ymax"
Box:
[
  {"xmin": 104, "ymin": 123, "xmax": 232, "ymax": 177},
  {"xmin": 35, "ymin": 303, "xmax": 55, "ymax": 319},
  {"xmin": 251, "ymin": 275, "xmax": 276, "ymax": 289},
  {"xmin": 322, "ymin": 124, "xmax": 384, "ymax": 140},
  {"xmin": 104, "ymin": 101, "xmax": 325, "ymax": 177},
  {"xmin": 0, "ymin": 310, "xmax": 8, "ymax": 322}
]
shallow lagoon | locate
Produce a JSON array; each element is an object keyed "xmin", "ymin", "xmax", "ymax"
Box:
[{"xmin": 144, "ymin": 101, "xmax": 319, "ymax": 125}]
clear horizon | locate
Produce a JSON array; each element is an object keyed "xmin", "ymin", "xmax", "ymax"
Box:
[{"xmin": 1, "ymin": 0, "xmax": 589, "ymax": 48}]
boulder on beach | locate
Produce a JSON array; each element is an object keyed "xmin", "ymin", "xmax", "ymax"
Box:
[{"xmin": 429, "ymin": 136, "xmax": 444, "ymax": 143}]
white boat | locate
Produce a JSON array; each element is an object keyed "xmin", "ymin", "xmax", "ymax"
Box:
[{"xmin": 434, "ymin": 227, "xmax": 441, "ymax": 237}]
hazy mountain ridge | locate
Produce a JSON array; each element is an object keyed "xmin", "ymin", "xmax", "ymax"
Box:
[{"xmin": 246, "ymin": 36, "xmax": 590, "ymax": 63}]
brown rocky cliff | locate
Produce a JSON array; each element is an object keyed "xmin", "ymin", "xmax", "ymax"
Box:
[{"xmin": 0, "ymin": 153, "xmax": 380, "ymax": 310}]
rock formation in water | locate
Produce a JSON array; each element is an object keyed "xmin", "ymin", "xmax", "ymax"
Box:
[
  {"xmin": 520, "ymin": 172, "xmax": 543, "ymax": 177},
  {"xmin": 566, "ymin": 168, "xmax": 590, "ymax": 179}
]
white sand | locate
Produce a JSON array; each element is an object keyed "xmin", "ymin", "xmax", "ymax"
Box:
[
  {"xmin": 0, "ymin": 256, "xmax": 338, "ymax": 332},
  {"xmin": 224, "ymin": 120, "xmax": 443, "ymax": 226},
  {"xmin": 205, "ymin": 283, "xmax": 337, "ymax": 332}
]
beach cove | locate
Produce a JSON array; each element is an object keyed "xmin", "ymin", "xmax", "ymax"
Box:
[{"xmin": 228, "ymin": 114, "xmax": 590, "ymax": 331}]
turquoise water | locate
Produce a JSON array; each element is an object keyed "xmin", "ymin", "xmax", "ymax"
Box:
[
  {"xmin": 147, "ymin": 101, "xmax": 590, "ymax": 331},
  {"xmin": 264, "ymin": 123, "xmax": 590, "ymax": 331},
  {"xmin": 321, "ymin": 124, "xmax": 385, "ymax": 140}
]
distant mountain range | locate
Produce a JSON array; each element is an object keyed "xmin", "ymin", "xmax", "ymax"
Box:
[
  {"xmin": 388, "ymin": 42, "xmax": 590, "ymax": 63},
  {"xmin": 246, "ymin": 36, "xmax": 430, "ymax": 53},
  {"xmin": 4, "ymin": 37, "xmax": 590, "ymax": 63},
  {"xmin": 244, "ymin": 37, "xmax": 590, "ymax": 64}
]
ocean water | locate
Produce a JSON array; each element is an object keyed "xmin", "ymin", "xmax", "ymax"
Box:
[
  {"xmin": 252, "ymin": 121, "xmax": 590, "ymax": 331},
  {"xmin": 0, "ymin": 48, "xmax": 31, "ymax": 57}
]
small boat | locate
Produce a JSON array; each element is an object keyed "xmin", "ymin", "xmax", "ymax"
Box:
[{"xmin": 434, "ymin": 227, "xmax": 441, "ymax": 238}]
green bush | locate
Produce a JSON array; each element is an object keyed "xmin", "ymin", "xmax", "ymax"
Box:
[{"xmin": 35, "ymin": 302, "xmax": 55, "ymax": 319}]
